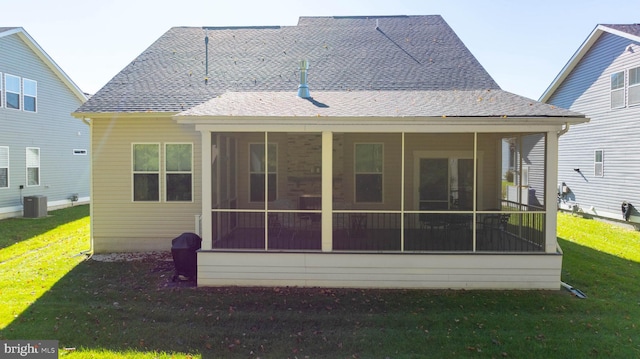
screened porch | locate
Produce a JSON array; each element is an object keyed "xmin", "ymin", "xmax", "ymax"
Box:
[{"xmin": 208, "ymin": 131, "xmax": 547, "ymax": 253}]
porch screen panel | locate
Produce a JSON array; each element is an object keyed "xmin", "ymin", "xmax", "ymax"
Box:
[
  {"xmin": 419, "ymin": 158, "xmax": 448, "ymax": 210},
  {"xmin": 269, "ymin": 133, "xmax": 322, "ymax": 250},
  {"xmin": 475, "ymin": 133, "xmax": 546, "ymax": 253},
  {"xmin": 355, "ymin": 143, "xmax": 383, "ymax": 203},
  {"xmin": 502, "ymin": 133, "xmax": 546, "ymax": 209},
  {"xmin": 249, "ymin": 143, "xmax": 277, "ymax": 203},
  {"xmin": 211, "ymin": 134, "xmax": 218, "ymax": 206},
  {"xmin": 330, "ymin": 134, "xmax": 401, "ymax": 251}
]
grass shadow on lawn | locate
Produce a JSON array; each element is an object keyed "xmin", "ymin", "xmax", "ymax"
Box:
[{"xmin": 2, "ymin": 238, "xmax": 639, "ymax": 358}]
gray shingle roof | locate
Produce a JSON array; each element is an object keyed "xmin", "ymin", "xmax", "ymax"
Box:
[
  {"xmin": 76, "ymin": 15, "xmax": 503, "ymax": 114},
  {"xmin": 177, "ymin": 90, "xmax": 582, "ymax": 118},
  {"xmin": 601, "ymin": 24, "xmax": 640, "ymax": 37}
]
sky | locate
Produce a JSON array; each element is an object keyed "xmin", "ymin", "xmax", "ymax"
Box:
[{"xmin": 3, "ymin": 0, "xmax": 640, "ymax": 100}]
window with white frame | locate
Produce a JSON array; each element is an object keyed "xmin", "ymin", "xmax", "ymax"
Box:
[
  {"xmin": 5, "ymin": 74, "xmax": 21, "ymax": 110},
  {"xmin": 132, "ymin": 143, "xmax": 160, "ymax": 201},
  {"xmin": 629, "ymin": 67, "xmax": 640, "ymax": 106},
  {"xmin": 249, "ymin": 143, "xmax": 277, "ymax": 202},
  {"xmin": 26, "ymin": 147, "xmax": 40, "ymax": 186},
  {"xmin": 355, "ymin": 143, "xmax": 383, "ymax": 203},
  {"xmin": 595, "ymin": 150, "xmax": 604, "ymax": 177},
  {"xmin": 0, "ymin": 72, "xmax": 3, "ymax": 108},
  {"xmin": 0, "ymin": 147, "xmax": 8, "ymax": 188},
  {"xmin": 165, "ymin": 143, "xmax": 193, "ymax": 201},
  {"xmin": 23, "ymin": 78, "xmax": 37, "ymax": 112}
]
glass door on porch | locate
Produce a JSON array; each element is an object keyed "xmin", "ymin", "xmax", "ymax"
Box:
[{"xmin": 418, "ymin": 158, "xmax": 473, "ymax": 211}]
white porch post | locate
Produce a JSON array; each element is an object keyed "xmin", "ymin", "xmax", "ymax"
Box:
[
  {"xmin": 200, "ymin": 130, "xmax": 212, "ymax": 250},
  {"xmin": 321, "ymin": 131, "xmax": 333, "ymax": 251},
  {"xmin": 545, "ymin": 131, "xmax": 559, "ymax": 253}
]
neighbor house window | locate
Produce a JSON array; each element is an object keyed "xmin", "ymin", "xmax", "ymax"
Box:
[
  {"xmin": 0, "ymin": 147, "xmax": 8, "ymax": 188},
  {"xmin": 165, "ymin": 143, "xmax": 192, "ymax": 201},
  {"xmin": 132, "ymin": 143, "xmax": 160, "ymax": 201},
  {"xmin": 249, "ymin": 143, "xmax": 277, "ymax": 202},
  {"xmin": 629, "ymin": 67, "xmax": 640, "ymax": 106},
  {"xmin": 594, "ymin": 150, "xmax": 604, "ymax": 177},
  {"xmin": 355, "ymin": 143, "xmax": 383, "ymax": 202},
  {"xmin": 5, "ymin": 74, "xmax": 20, "ymax": 110},
  {"xmin": 23, "ymin": 78, "xmax": 37, "ymax": 112},
  {"xmin": 0, "ymin": 72, "xmax": 3, "ymax": 108},
  {"xmin": 26, "ymin": 147, "xmax": 40, "ymax": 186}
]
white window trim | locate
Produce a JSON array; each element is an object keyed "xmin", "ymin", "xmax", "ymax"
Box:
[
  {"xmin": 248, "ymin": 142, "xmax": 278, "ymax": 203},
  {"xmin": 5, "ymin": 74, "xmax": 21, "ymax": 110},
  {"xmin": 26, "ymin": 147, "xmax": 40, "ymax": 187},
  {"xmin": 0, "ymin": 146, "xmax": 8, "ymax": 189},
  {"xmin": 0, "ymin": 72, "xmax": 3, "ymax": 109},
  {"xmin": 594, "ymin": 149, "xmax": 604, "ymax": 177},
  {"xmin": 132, "ymin": 143, "xmax": 160, "ymax": 202},
  {"xmin": 23, "ymin": 78, "xmax": 37, "ymax": 113},
  {"xmin": 164, "ymin": 142, "xmax": 194, "ymax": 202},
  {"xmin": 354, "ymin": 142, "xmax": 384, "ymax": 204},
  {"xmin": 628, "ymin": 67, "xmax": 640, "ymax": 107}
]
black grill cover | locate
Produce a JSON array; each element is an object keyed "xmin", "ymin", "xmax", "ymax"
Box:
[{"xmin": 171, "ymin": 232, "xmax": 202, "ymax": 280}]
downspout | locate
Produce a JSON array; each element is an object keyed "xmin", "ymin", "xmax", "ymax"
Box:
[
  {"xmin": 78, "ymin": 116, "xmax": 93, "ymax": 259},
  {"xmin": 555, "ymin": 121, "xmax": 586, "ymax": 297}
]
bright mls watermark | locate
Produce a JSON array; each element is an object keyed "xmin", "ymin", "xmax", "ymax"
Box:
[{"xmin": 1, "ymin": 340, "xmax": 58, "ymax": 358}]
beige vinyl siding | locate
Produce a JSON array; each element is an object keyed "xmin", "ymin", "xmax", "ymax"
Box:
[
  {"xmin": 91, "ymin": 116, "xmax": 201, "ymax": 252},
  {"xmin": 197, "ymin": 251, "xmax": 562, "ymax": 289}
]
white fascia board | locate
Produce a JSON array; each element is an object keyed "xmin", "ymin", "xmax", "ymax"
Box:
[
  {"xmin": 539, "ymin": 25, "xmax": 604, "ymax": 103},
  {"xmin": 8, "ymin": 28, "xmax": 88, "ymax": 103},
  {"xmin": 540, "ymin": 25, "xmax": 640, "ymax": 103}
]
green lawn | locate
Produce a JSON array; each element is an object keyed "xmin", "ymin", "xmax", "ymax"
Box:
[{"xmin": 0, "ymin": 206, "xmax": 639, "ymax": 358}]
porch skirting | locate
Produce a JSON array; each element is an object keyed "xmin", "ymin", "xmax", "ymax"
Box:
[{"xmin": 197, "ymin": 251, "xmax": 562, "ymax": 290}]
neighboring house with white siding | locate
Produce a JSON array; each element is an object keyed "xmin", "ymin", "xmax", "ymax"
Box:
[
  {"xmin": 73, "ymin": 16, "xmax": 586, "ymax": 289},
  {"xmin": 541, "ymin": 24, "xmax": 640, "ymax": 224},
  {"xmin": 0, "ymin": 27, "xmax": 89, "ymax": 219}
]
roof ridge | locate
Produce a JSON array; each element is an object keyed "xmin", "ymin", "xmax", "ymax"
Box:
[{"xmin": 202, "ymin": 25, "xmax": 282, "ymax": 31}]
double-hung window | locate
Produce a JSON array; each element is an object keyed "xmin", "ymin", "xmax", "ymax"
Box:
[
  {"xmin": 26, "ymin": 147, "xmax": 40, "ymax": 186},
  {"xmin": 5, "ymin": 74, "xmax": 20, "ymax": 110},
  {"xmin": 629, "ymin": 67, "xmax": 640, "ymax": 106},
  {"xmin": 0, "ymin": 147, "xmax": 8, "ymax": 188},
  {"xmin": 165, "ymin": 143, "xmax": 193, "ymax": 201},
  {"xmin": 23, "ymin": 79, "xmax": 37, "ymax": 112},
  {"xmin": 249, "ymin": 143, "xmax": 277, "ymax": 202},
  {"xmin": 355, "ymin": 143, "xmax": 383, "ymax": 203},
  {"xmin": 132, "ymin": 144, "xmax": 160, "ymax": 201},
  {"xmin": 594, "ymin": 150, "xmax": 604, "ymax": 177}
]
